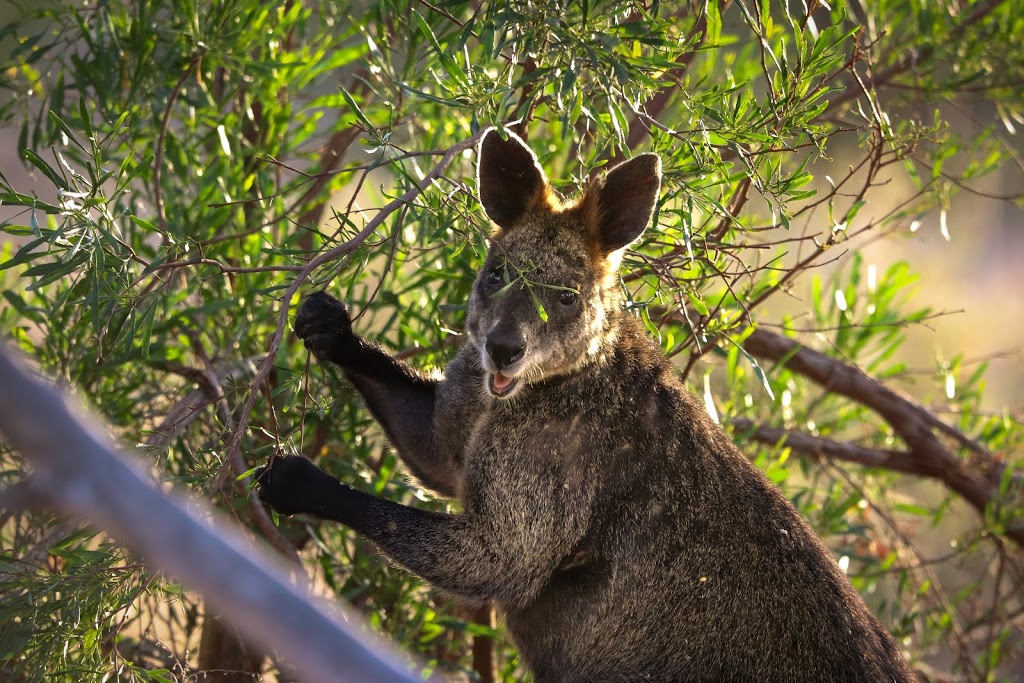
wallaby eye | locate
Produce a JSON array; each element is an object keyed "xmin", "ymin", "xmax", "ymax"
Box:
[
  {"xmin": 559, "ymin": 290, "xmax": 578, "ymax": 306},
  {"xmin": 486, "ymin": 268, "xmax": 503, "ymax": 286}
]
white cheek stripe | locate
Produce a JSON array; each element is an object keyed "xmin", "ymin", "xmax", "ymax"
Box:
[{"xmin": 586, "ymin": 297, "xmax": 606, "ymax": 356}]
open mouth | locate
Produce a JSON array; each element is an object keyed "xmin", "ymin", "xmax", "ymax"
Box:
[{"xmin": 487, "ymin": 372, "xmax": 520, "ymax": 398}]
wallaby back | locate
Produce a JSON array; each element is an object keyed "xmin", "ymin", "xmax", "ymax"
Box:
[{"xmin": 431, "ymin": 129, "xmax": 912, "ymax": 682}]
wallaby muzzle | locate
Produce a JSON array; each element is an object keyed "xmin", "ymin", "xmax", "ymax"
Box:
[
  {"xmin": 485, "ymin": 330, "xmax": 526, "ymax": 371},
  {"xmin": 481, "ymin": 325, "xmax": 527, "ymax": 398}
]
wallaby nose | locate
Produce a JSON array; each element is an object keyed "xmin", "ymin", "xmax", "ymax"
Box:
[{"xmin": 485, "ymin": 334, "xmax": 526, "ymax": 371}]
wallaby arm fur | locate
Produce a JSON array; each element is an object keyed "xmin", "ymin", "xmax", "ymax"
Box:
[
  {"xmin": 294, "ymin": 292, "xmax": 457, "ymax": 496},
  {"xmin": 256, "ymin": 454, "xmax": 587, "ymax": 609}
]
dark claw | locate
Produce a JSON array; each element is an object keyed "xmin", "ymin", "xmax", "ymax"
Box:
[
  {"xmin": 294, "ymin": 290, "xmax": 354, "ymax": 350},
  {"xmin": 256, "ymin": 455, "xmax": 326, "ymax": 516}
]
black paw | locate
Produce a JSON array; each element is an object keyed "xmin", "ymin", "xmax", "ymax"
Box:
[
  {"xmin": 256, "ymin": 455, "xmax": 335, "ymax": 516},
  {"xmin": 294, "ymin": 291, "xmax": 355, "ymax": 363}
]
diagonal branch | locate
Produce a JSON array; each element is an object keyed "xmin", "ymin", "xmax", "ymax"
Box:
[
  {"xmin": 0, "ymin": 345, "xmax": 425, "ymax": 683},
  {"xmin": 220, "ymin": 130, "xmax": 487, "ymax": 490},
  {"xmin": 742, "ymin": 328, "xmax": 1023, "ymax": 547},
  {"xmin": 830, "ymin": 0, "xmax": 1007, "ymax": 109}
]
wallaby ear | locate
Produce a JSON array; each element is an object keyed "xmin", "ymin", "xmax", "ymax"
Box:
[
  {"xmin": 583, "ymin": 154, "xmax": 661, "ymax": 253},
  {"xmin": 478, "ymin": 128, "xmax": 549, "ymax": 231}
]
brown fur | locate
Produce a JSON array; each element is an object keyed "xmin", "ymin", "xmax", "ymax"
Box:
[{"xmin": 258, "ymin": 129, "xmax": 914, "ymax": 682}]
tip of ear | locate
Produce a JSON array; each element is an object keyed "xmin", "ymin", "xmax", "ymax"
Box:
[
  {"xmin": 479, "ymin": 127, "xmax": 533, "ymax": 160},
  {"xmin": 613, "ymin": 153, "xmax": 661, "ymax": 181},
  {"xmin": 477, "ymin": 127, "xmax": 548, "ymax": 230},
  {"xmin": 639, "ymin": 153, "xmax": 662, "ymax": 177}
]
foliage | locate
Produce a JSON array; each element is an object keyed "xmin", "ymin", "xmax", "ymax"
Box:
[{"xmin": 1, "ymin": 0, "xmax": 1022, "ymax": 681}]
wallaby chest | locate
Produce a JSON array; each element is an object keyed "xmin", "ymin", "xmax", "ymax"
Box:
[{"xmin": 438, "ymin": 341, "xmax": 650, "ymax": 492}]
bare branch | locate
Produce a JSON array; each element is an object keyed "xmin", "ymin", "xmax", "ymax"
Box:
[
  {"xmin": 731, "ymin": 418, "xmax": 920, "ymax": 473},
  {"xmin": 153, "ymin": 52, "xmax": 205, "ymax": 235}
]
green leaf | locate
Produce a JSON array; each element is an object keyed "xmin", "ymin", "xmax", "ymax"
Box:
[
  {"xmin": 0, "ymin": 235, "xmax": 48, "ymax": 271},
  {"xmin": 412, "ymin": 13, "xmax": 467, "ymax": 87},
  {"xmin": 705, "ymin": 0, "xmax": 722, "ymax": 46},
  {"xmin": 339, "ymin": 86, "xmax": 374, "ymax": 130},
  {"xmin": 236, "ymin": 465, "xmax": 262, "ymax": 481},
  {"xmin": 725, "ymin": 333, "xmax": 775, "ymax": 401},
  {"xmin": 688, "ymin": 290, "xmax": 710, "ymax": 316},
  {"xmin": 24, "ymin": 250, "xmax": 91, "ymax": 290},
  {"xmin": 20, "ymin": 149, "xmax": 68, "ymax": 190},
  {"xmin": 894, "ymin": 502, "xmax": 934, "ymax": 518},
  {"xmin": 0, "ymin": 192, "xmax": 62, "ymax": 214},
  {"xmin": 528, "ymin": 287, "xmax": 548, "ymax": 322}
]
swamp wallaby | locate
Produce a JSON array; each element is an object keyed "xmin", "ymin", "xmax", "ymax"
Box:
[{"xmin": 256, "ymin": 129, "xmax": 913, "ymax": 682}]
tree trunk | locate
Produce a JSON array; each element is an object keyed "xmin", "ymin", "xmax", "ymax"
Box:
[{"xmin": 197, "ymin": 610, "xmax": 264, "ymax": 682}]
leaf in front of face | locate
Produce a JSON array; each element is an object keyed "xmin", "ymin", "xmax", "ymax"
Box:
[
  {"xmin": 544, "ymin": 283, "xmax": 580, "ymax": 295},
  {"xmin": 528, "ymin": 286, "xmax": 549, "ymax": 322},
  {"xmin": 490, "ymin": 274, "xmax": 519, "ymax": 299}
]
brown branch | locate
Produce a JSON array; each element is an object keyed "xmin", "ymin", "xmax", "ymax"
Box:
[
  {"xmin": 733, "ymin": 419, "xmax": 935, "ymax": 476},
  {"xmin": 741, "ymin": 328, "xmax": 1023, "ymax": 547},
  {"xmin": 830, "ymin": 0, "xmax": 1008, "ymax": 110},
  {"xmin": 153, "ymin": 52, "xmax": 204, "ymax": 235},
  {"xmin": 219, "ymin": 130, "xmax": 487, "ymax": 492},
  {"xmin": 415, "ymin": 0, "xmax": 464, "ymax": 27},
  {"xmin": 469, "ymin": 603, "xmax": 497, "ymax": 683}
]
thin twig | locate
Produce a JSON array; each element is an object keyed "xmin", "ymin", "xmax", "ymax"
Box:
[{"xmin": 153, "ymin": 52, "xmax": 205, "ymax": 235}]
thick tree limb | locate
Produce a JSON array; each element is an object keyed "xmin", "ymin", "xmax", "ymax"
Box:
[
  {"xmin": 742, "ymin": 328, "xmax": 1023, "ymax": 547},
  {"xmin": 732, "ymin": 418, "xmax": 920, "ymax": 473},
  {"xmin": 0, "ymin": 345, "xmax": 425, "ymax": 683}
]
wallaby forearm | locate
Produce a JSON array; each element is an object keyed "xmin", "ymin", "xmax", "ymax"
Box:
[
  {"xmin": 339, "ymin": 341, "xmax": 459, "ymax": 496},
  {"xmin": 294, "ymin": 292, "xmax": 459, "ymax": 496},
  {"xmin": 324, "ymin": 491, "xmax": 556, "ymax": 607},
  {"xmin": 261, "ymin": 456, "xmax": 561, "ymax": 607}
]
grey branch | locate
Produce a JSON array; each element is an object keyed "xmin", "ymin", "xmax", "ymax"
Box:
[{"xmin": 0, "ymin": 345, "xmax": 424, "ymax": 683}]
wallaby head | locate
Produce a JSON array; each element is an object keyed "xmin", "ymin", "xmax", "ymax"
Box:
[{"xmin": 467, "ymin": 129, "xmax": 661, "ymax": 400}]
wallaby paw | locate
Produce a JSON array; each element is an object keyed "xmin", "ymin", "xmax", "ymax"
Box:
[
  {"xmin": 256, "ymin": 455, "xmax": 332, "ymax": 516},
  {"xmin": 294, "ymin": 291, "xmax": 354, "ymax": 362}
]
